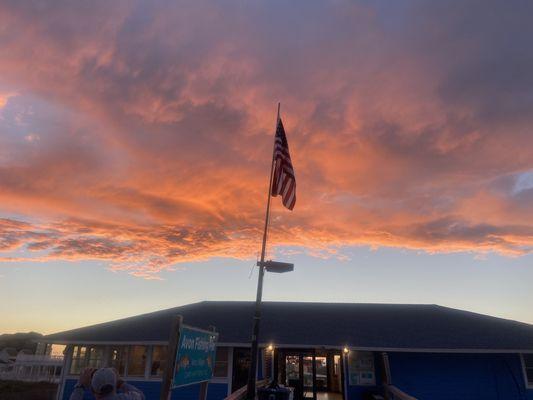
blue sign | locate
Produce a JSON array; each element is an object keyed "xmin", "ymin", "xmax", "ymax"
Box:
[{"xmin": 173, "ymin": 325, "xmax": 218, "ymax": 388}]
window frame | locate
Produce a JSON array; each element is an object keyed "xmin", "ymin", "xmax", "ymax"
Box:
[
  {"xmin": 213, "ymin": 347, "xmax": 230, "ymax": 379},
  {"xmin": 108, "ymin": 345, "xmax": 128, "ymax": 376},
  {"xmin": 521, "ymin": 354, "xmax": 533, "ymax": 389},
  {"xmin": 86, "ymin": 346, "xmax": 106, "ymax": 368},
  {"xmin": 149, "ymin": 345, "xmax": 168, "ymax": 378},
  {"xmin": 65, "ymin": 343, "xmax": 234, "ymax": 382},
  {"xmin": 125, "ymin": 345, "xmax": 148, "ymax": 378},
  {"xmin": 69, "ymin": 345, "xmax": 109, "ymax": 374},
  {"xmin": 69, "ymin": 345, "xmax": 88, "ymax": 375}
]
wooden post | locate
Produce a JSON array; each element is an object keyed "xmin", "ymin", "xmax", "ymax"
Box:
[{"xmin": 160, "ymin": 315, "xmax": 183, "ymax": 400}]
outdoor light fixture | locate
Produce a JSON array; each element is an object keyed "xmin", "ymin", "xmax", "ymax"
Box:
[
  {"xmin": 267, "ymin": 344, "xmax": 274, "ymax": 351},
  {"xmin": 343, "ymin": 347, "xmax": 350, "ymax": 354},
  {"xmin": 257, "ymin": 260, "xmax": 294, "ymax": 273}
]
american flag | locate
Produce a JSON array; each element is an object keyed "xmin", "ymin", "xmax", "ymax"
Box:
[{"xmin": 271, "ymin": 118, "xmax": 296, "ymax": 210}]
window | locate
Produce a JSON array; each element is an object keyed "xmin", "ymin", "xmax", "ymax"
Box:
[
  {"xmin": 127, "ymin": 346, "xmax": 147, "ymax": 377},
  {"xmin": 285, "ymin": 355, "xmax": 299, "ymax": 382},
  {"xmin": 110, "ymin": 346, "xmax": 127, "ymax": 376},
  {"xmin": 50, "ymin": 344, "xmax": 66, "ymax": 357},
  {"xmin": 69, "ymin": 346, "xmax": 105, "ymax": 374},
  {"xmin": 523, "ymin": 354, "xmax": 533, "ymax": 387},
  {"xmin": 35, "ymin": 343, "xmax": 47, "ymax": 355},
  {"xmin": 87, "ymin": 347, "xmax": 105, "ymax": 368},
  {"xmin": 213, "ymin": 347, "xmax": 229, "ymax": 378},
  {"xmin": 70, "ymin": 346, "xmax": 87, "ymax": 374},
  {"xmin": 315, "ymin": 356, "xmax": 327, "ymax": 389},
  {"xmin": 334, "ymin": 355, "xmax": 341, "ymax": 376},
  {"xmin": 151, "ymin": 346, "xmax": 167, "ymax": 377}
]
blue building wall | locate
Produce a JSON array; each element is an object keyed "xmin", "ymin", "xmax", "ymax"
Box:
[
  {"xmin": 388, "ymin": 352, "xmax": 533, "ymax": 400},
  {"xmin": 62, "ymin": 352, "xmax": 533, "ymax": 400},
  {"xmin": 62, "ymin": 379, "xmax": 229, "ymax": 400}
]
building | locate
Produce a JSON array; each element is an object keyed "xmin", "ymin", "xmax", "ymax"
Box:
[
  {"xmin": 0, "ymin": 347, "xmax": 18, "ymax": 364},
  {"xmin": 42, "ymin": 301, "xmax": 533, "ymax": 400},
  {"xmin": 0, "ymin": 346, "xmax": 64, "ymax": 383}
]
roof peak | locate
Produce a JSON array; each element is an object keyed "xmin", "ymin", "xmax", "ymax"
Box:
[{"xmin": 205, "ymin": 301, "xmax": 447, "ymax": 311}]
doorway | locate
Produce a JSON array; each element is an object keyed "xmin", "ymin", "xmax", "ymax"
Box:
[{"xmin": 280, "ymin": 350, "xmax": 344, "ymax": 400}]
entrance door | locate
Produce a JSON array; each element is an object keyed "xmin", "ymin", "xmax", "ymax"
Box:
[
  {"xmin": 284, "ymin": 354, "xmax": 305, "ymax": 399},
  {"xmin": 284, "ymin": 352, "xmax": 316, "ymax": 400},
  {"xmin": 302, "ymin": 356, "xmax": 316, "ymax": 399},
  {"xmin": 281, "ymin": 350, "xmax": 344, "ymax": 400},
  {"xmin": 313, "ymin": 356, "xmax": 327, "ymax": 391},
  {"xmin": 303, "ymin": 356, "xmax": 328, "ymax": 397}
]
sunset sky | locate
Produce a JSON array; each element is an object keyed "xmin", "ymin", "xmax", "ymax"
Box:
[{"xmin": 1, "ymin": 1, "xmax": 532, "ymax": 334}]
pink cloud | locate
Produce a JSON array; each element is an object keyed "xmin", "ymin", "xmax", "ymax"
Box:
[{"xmin": 0, "ymin": 1, "xmax": 531, "ymax": 277}]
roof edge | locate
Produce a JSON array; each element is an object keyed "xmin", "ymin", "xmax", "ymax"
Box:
[{"xmin": 37, "ymin": 338, "xmax": 533, "ymax": 354}]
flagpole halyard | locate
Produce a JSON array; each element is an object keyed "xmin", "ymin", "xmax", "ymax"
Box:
[{"xmin": 246, "ymin": 103, "xmax": 280, "ymax": 400}]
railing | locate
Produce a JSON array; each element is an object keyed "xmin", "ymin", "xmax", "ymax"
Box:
[
  {"xmin": 224, "ymin": 380, "xmax": 269, "ymax": 400},
  {"xmin": 0, "ymin": 354, "xmax": 63, "ymax": 383},
  {"xmin": 385, "ymin": 384, "xmax": 418, "ymax": 400},
  {"xmin": 15, "ymin": 354, "xmax": 63, "ymax": 365}
]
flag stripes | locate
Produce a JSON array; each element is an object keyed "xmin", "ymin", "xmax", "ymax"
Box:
[{"xmin": 271, "ymin": 118, "xmax": 296, "ymax": 210}]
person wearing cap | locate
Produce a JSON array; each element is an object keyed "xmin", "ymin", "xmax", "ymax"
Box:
[{"xmin": 70, "ymin": 367, "xmax": 145, "ymax": 400}]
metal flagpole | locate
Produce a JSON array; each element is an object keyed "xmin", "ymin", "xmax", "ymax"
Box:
[{"xmin": 246, "ymin": 102, "xmax": 281, "ymax": 400}]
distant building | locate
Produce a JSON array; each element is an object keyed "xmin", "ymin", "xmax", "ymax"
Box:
[
  {"xmin": 0, "ymin": 346, "xmax": 63, "ymax": 383},
  {"xmin": 0, "ymin": 347, "xmax": 18, "ymax": 364},
  {"xmin": 42, "ymin": 301, "xmax": 533, "ymax": 400}
]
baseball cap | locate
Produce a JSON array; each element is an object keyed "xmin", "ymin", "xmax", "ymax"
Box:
[{"xmin": 91, "ymin": 368, "xmax": 117, "ymax": 395}]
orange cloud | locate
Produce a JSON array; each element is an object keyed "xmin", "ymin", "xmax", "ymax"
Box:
[{"xmin": 0, "ymin": 1, "xmax": 531, "ymax": 277}]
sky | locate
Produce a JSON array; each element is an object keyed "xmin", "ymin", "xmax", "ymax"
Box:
[{"xmin": 0, "ymin": 0, "xmax": 532, "ymax": 334}]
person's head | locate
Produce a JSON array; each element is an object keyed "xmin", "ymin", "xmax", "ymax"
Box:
[{"xmin": 91, "ymin": 368, "xmax": 117, "ymax": 399}]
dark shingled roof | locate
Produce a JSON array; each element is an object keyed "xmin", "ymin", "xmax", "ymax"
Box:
[{"xmin": 44, "ymin": 301, "xmax": 533, "ymax": 351}]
